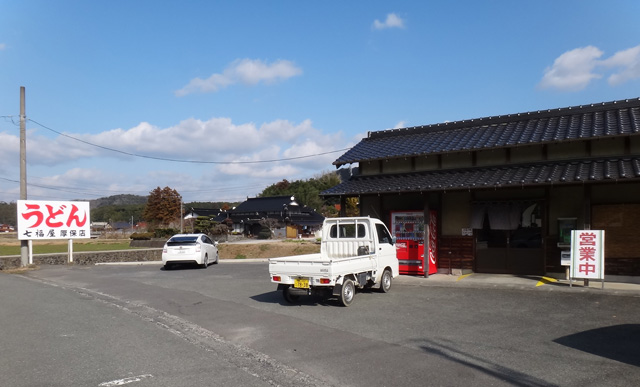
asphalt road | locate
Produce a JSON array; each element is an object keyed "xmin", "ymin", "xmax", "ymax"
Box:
[{"xmin": 2, "ymin": 261, "xmax": 639, "ymax": 387}]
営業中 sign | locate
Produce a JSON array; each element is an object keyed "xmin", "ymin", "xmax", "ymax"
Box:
[{"xmin": 570, "ymin": 230, "xmax": 605, "ymax": 280}]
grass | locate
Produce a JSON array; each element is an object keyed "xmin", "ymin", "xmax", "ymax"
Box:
[{"xmin": 0, "ymin": 241, "xmax": 138, "ymax": 256}]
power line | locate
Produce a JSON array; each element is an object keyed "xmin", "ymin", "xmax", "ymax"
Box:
[
  {"xmin": 1, "ymin": 174, "xmax": 271, "ymax": 197},
  {"xmin": 28, "ymin": 118, "xmax": 351, "ymax": 165}
]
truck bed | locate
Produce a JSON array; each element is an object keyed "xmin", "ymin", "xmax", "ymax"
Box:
[{"xmin": 269, "ymin": 253, "xmax": 375, "ymax": 283}]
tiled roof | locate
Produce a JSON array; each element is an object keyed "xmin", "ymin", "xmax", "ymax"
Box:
[
  {"xmin": 232, "ymin": 196, "xmax": 299, "ymax": 214},
  {"xmin": 322, "ymin": 157, "xmax": 640, "ymax": 196},
  {"xmin": 334, "ymin": 98, "xmax": 640, "ymax": 166}
]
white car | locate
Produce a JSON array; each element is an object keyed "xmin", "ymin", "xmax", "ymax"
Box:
[{"xmin": 162, "ymin": 233, "xmax": 219, "ymax": 269}]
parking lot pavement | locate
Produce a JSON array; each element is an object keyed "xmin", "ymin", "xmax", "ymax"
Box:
[
  {"xmin": 98, "ymin": 257, "xmax": 640, "ymax": 295},
  {"xmin": 395, "ymin": 272, "xmax": 640, "ymax": 294}
]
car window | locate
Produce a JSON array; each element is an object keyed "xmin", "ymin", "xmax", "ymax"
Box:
[
  {"xmin": 204, "ymin": 236, "xmax": 213, "ymax": 245},
  {"xmin": 376, "ymin": 224, "xmax": 393, "ymax": 244},
  {"xmin": 167, "ymin": 236, "xmax": 198, "ymax": 246}
]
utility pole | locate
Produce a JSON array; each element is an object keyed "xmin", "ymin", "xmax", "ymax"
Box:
[{"xmin": 20, "ymin": 86, "xmax": 28, "ymax": 267}]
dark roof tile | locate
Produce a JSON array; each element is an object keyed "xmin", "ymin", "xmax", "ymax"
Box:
[
  {"xmin": 335, "ymin": 98, "xmax": 640, "ymax": 166},
  {"xmin": 322, "ymin": 157, "xmax": 640, "ymax": 196}
]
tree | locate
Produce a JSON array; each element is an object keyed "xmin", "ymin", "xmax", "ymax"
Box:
[
  {"xmin": 345, "ymin": 197, "xmax": 360, "ymax": 217},
  {"xmin": 142, "ymin": 187, "xmax": 182, "ymax": 227},
  {"xmin": 0, "ymin": 201, "xmax": 17, "ymax": 226},
  {"xmin": 194, "ymin": 216, "xmax": 229, "ymax": 236},
  {"xmin": 258, "ymin": 171, "xmax": 342, "ymax": 216}
]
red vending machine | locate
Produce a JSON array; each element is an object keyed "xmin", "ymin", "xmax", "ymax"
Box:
[{"xmin": 390, "ymin": 210, "xmax": 438, "ymax": 276}]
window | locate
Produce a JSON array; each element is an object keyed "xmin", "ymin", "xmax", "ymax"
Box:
[
  {"xmin": 376, "ymin": 224, "xmax": 393, "ymax": 244},
  {"xmin": 329, "ymin": 223, "xmax": 367, "ymax": 238}
]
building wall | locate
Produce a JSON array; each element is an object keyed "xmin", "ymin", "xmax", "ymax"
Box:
[
  {"xmin": 360, "ymin": 195, "xmax": 382, "ymax": 219},
  {"xmin": 631, "ymin": 136, "xmax": 640, "ymax": 153},
  {"xmin": 415, "ymin": 155, "xmax": 439, "ymax": 171},
  {"xmin": 441, "ymin": 191, "xmax": 471, "ymax": 235},
  {"xmin": 591, "ymin": 182, "xmax": 640, "ymax": 203},
  {"xmin": 591, "ymin": 137, "xmax": 625, "ymax": 157},
  {"xmin": 382, "ymin": 158, "xmax": 412, "ymax": 174},
  {"xmin": 547, "ymin": 141, "xmax": 587, "ymax": 160},
  {"xmin": 477, "ymin": 149, "xmax": 507, "ymax": 167},
  {"xmin": 359, "ymin": 161, "xmax": 380, "ymax": 176},
  {"xmin": 511, "ymin": 145, "xmax": 543, "ymax": 164},
  {"xmin": 442, "ymin": 152, "xmax": 472, "ymax": 169},
  {"xmin": 547, "ymin": 186, "xmax": 585, "ymax": 234}
]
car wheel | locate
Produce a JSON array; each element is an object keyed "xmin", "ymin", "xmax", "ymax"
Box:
[
  {"xmin": 378, "ymin": 269, "xmax": 392, "ymax": 293},
  {"xmin": 213, "ymin": 252, "xmax": 219, "ymax": 264},
  {"xmin": 283, "ymin": 286, "xmax": 299, "ymax": 303},
  {"xmin": 201, "ymin": 254, "xmax": 208, "ymax": 269},
  {"xmin": 164, "ymin": 263, "xmax": 172, "ymax": 270},
  {"xmin": 339, "ymin": 278, "xmax": 355, "ymax": 307}
]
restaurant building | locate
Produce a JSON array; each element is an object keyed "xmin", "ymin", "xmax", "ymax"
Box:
[{"xmin": 322, "ymin": 98, "xmax": 640, "ymax": 280}]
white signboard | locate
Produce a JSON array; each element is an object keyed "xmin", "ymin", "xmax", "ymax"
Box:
[
  {"xmin": 17, "ymin": 200, "xmax": 91, "ymax": 240},
  {"xmin": 570, "ymin": 230, "xmax": 605, "ymax": 280}
]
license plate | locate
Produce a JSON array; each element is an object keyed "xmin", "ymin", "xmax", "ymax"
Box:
[{"xmin": 294, "ymin": 278, "xmax": 309, "ymax": 289}]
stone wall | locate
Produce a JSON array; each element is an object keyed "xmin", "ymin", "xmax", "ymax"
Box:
[{"xmin": 0, "ymin": 248, "xmax": 162, "ymax": 270}]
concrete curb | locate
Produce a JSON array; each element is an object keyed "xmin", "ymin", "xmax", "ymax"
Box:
[{"xmin": 96, "ymin": 258, "xmax": 270, "ymax": 266}]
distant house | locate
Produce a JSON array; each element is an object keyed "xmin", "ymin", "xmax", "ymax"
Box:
[
  {"xmin": 111, "ymin": 221, "xmax": 133, "ymax": 231},
  {"xmin": 228, "ymin": 196, "xmax": 324, "ymax": 238},
  {"xmin": 0, "ymin": 224, "xmax": 15, "ymax": 233},
  {"xmin": 187, "ymin": 196, "xmax": 324, "ymax": 238}
]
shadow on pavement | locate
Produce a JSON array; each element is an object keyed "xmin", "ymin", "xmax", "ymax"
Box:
[{"xmin": 553, "ymin": 324, "xmax": 640, "ymax": 367}]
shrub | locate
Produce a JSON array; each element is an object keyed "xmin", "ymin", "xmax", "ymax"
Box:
[
  {"xmin": 130, "ymin": 232, "xmax": 154, "ymax": 240},
  {"xmin": 154, "ymin": 228, "xmax": 178, "ymax": 238}
]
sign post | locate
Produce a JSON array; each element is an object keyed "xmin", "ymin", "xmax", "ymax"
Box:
[{"xmin": 569, "ymin": 230, "xmax": 605, "ymax": 289}]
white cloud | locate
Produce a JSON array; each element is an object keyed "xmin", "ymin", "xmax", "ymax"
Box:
[
  {"xmin": 373, "ymin": 13, "xmax": 405, "ymax": 30},
  {"xmin": 0, "ymin": 116, "xmax": 353, "ymax": 202},
  {"xmin": 538, "ymin": 46, "xmax": 603, "ymax": 91},
  {"xmin": 175, "ymin": 58, "xmax": 302, "ymax": 96},
  {"xmin": 600, "ymin": 44, "xmax": 640, "ymax": 85},
  {"xmin": 0, "ymin": 43, "xmax": 6, "ymax": 51},
  {"xmin": 539, "ymin": 44, "xmax": 640, "ymax": 91},
  {"xmin": 394, "ymin": 121, "xmax": 406, "ymax": 129},
  {"xmin": 22, "ymin": 116, "xmax": 345, "ymax": 179}
]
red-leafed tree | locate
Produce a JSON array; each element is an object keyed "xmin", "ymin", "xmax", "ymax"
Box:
[{"xmin": 142, "ymin": 186, "xmax": 182, "ymax": 227}]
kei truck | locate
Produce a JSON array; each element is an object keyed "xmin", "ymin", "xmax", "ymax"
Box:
[{"xmin": 269, "ymin": 216, "xmax": 399, "ymax": 306}]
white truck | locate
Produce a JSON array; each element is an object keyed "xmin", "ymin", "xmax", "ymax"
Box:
[{"xmin": 269, "ymin": 216, "xmax": 399, "ymax": 306}]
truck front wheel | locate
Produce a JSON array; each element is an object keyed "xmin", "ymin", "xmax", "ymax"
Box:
[
  {"xmin": 378, "ymin": 269, "xmax": 392, "ymax": 293},
  {"xmin": 283, "ymin": 286, "xmax": 300, "ymax": 304},
  {"xmin": 339, "ymin": 278, "xmax": 355, "ymax": 307}
]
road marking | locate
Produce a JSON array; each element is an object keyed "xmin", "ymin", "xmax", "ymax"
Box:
[
  {"xmin": 536, "ymin": 276, "xmax": 558, "ymax": 287},
  {"xmin": 457, "ymin": 273, "xmax": 473, "ymax": 281},
  {"xmin": 99, "ymin": 374, "xmax": 153, "ymax": 386}
]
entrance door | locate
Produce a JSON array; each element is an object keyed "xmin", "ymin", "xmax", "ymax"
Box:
[{"xmin": 475, "ymin": 202, "xmax": 544, "ymax": 275}]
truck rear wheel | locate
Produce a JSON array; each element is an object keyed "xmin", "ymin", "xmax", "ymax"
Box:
[
  {"xmin": 339, "ymin": 278, "xmax": 355, "ymax": 307},
  {"xmin": 283, "ymin": 286, "xmax": 300, "ymax": 304},
  {"xmin": 378, "ymin": 269, "xmax": 392, "ymax": 293}
]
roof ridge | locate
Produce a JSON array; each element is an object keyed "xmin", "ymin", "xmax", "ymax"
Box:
[{"xmin": 368, "ymin": 97, "xmax": 640, "ymax": 140}]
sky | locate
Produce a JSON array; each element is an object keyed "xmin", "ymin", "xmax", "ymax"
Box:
[{"xmin": 1, "ymin": 1, "xmax": 639, "ymax": 204}]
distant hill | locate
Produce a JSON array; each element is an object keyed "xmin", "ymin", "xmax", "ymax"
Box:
[{"xmin": 89, "ymin": 194, "xmax": 147, "ymax": 209}]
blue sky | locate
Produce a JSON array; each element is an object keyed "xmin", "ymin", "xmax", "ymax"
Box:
[{"xmin": 1, "ymin": 1, "xmax": 639, "ymax": 204}]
